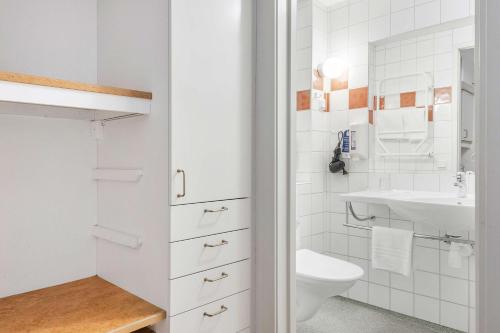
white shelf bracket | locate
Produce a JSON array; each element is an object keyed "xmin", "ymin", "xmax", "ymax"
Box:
[
  {"xmin": 91, "ymin": 225, "xmax": 142, "ymax": 249},
  {"xmin": 93, "ymin": 169, "xmax": 144, "ymax": 182},
  {"xmin": 91, "ymin": 121, "xmax": 104, "ymax": 140}
]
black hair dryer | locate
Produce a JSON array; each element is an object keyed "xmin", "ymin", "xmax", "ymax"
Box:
[{"xmin": 329, "ymin": 131, "xmax": 348, "ymax": 175}]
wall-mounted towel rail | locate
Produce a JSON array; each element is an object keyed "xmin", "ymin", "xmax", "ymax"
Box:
[{"xmin": 345, "ymin": 202, "xmax": 475, "ymax": 246}]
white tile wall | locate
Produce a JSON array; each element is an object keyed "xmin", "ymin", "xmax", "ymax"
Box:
[{"xmin": 297, "ymin": 0, "xmax": 476, "ymax": 331}]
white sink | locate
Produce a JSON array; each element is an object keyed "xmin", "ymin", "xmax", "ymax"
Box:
[{"xmin": 341, "ymin": 190, "xmax": 475, "ymax": 232}]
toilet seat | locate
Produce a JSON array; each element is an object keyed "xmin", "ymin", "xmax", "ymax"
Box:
[{"xmin": 296, "ymin": 249, "xmax": 364, "ymax": 283}]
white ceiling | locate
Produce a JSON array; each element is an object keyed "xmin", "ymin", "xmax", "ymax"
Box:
[{"xmin": 315, "ymin": 0, "xmax": 346, "ymax": 7}]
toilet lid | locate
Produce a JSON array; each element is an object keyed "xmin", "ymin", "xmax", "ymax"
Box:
[{"xmin": 296, "ymin": 249, "xmax": 364, "ymax": 282}]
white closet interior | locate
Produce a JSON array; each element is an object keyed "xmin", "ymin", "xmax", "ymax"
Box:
[
  {"xmin": 1, "ymin": 0, "xmax": 252, "ymax": 332},
  {"xmin": 1, "ymin": 0, "xmax": 169, "ymax": 317}
]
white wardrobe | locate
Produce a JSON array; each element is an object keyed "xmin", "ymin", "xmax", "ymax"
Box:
[
  {"xmin": 168, "ymin": 0, "xmax": 253, "ymax": 331},
  {"xmin": 0, "ymin": 0, "xmax": 253, "ymax": 332}
]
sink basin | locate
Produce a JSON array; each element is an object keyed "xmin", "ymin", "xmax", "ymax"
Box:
[{"xmin": 341, "ymin": 190, "xmax": 475, "ymax": 232}]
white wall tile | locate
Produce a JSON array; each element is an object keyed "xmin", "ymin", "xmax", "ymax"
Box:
[
  {"xmin": 330, "ymin": 232, "xmax": 348, "ymax": 254},
  {"xmin": 349, "ymin": 44, "xmax": 369, "ymax": 66},
  {"xmin": 434, "ymin": 52, "xmax": 453, "ymax": 71},
  {"xmin": 369, "ymin": 283, "xmax": 390, "ymax": 309},
  {"xmin": 391, "ymin": 272, "xmax": 413, "ymax": 292},
  {"xmin": 369, "ymin": 15, "xmax": 390, "ymax": 42},
  {"xmin": 349, "ymin": 22, "xmax": 369, "ymax": 46},
  {"xmin": 416, "ymin": 38, "xmax": 434, "ymax": 57},
  {"xmin": 330, "ymin": 28, "xmax": 349, "ymax": 51},
  {"xmin": 414, "ymin": 246, "xmax": 440, "ymax": 272},
  {"xmin": 329, "ymin": 5, "xmax": 349, "ymax": 31},
  {"xmin": 311, "ymin": 193, "xmax": 325, "ymax": 214},
  {"xmin": 441, "ymin": 275, "xmax": 469, "ymax": 305},
  {"xmin": 311, "ymin": 233, "xmax": 325, "ymax": 252},
  {"xmin": 434, "ymin": 34, "xmax": 453, "ymax": 54},
  {"xmin": 328, "ymin": 173, "xmax": 349, "ymax": 192},
  {"xmin": 330, "ymin": 90, "xmax": 349, "ymax": 111},
  {"xmin": 391, "ymin": 0, "xmax": 414, "ymax": 12},
  {"xmin": 401, "ymin": 42, "xmax": 417, "ymax": 60},
  {"xmin": 415, "ymin": 0, "xmax": 440, "ymax": 29},
  {"xmin": 390, "ymin": 173, "xmax": 414, "ymax": 190},
  {"xmin": 349, "ymin": 0, "xmax": 369, "ymax": 25},
  {"xmin": 440, "ymin": 301, "xmax": 469, "ymax": 331},
  {"xmin": 349, "ymin": 172, "xmax": 369, "ymax": 191},
  {"xmin": 370, "ymin": 266, "xmax": 390, "ymax": 286},
  {"xmin": 298, "ymin": 2, "xmax": 313, "ymax": 28},
  {"xmin": 349, "ymin": 280, "xmax": 369, "ymax": 302},
  {"xmin": 441, "ymin": 0, "xmax": 469, "ymax": 23},
  {"xmin": 415, "ymin": 271, "xmax": 439, "ymax": 298},
  {"xmin": 297, "ymin": 27, "xmax": 313, "ymax": 49},
  {"xmin": 415, "ymin": 295, "xmax": 440, "ymax": 324},
  {"xmin": 349, "ymin": 235, "xmax": 369, "ymax": 259},
  {"xmin": 453, "ymin": 25, "xmax": 474, "ymax": 45},
  {"xmin": 391, "ymin": 289, "xmax": 414, "ymax": 316},
  {"xmin": 391, "ymin": 8, "xmax": 415, "ymax": 36},
  {"xmin": 413, "ymin": 174, "xmax": 440, "ymax": 191},
  {"xmin": 369, "ymin": 0, "xmax": 390, "ymax": 18},
  {"xmin": 328, "ymin": 212, "xmax": 348, "ymax": 233},
  {"xmin": 385, "ymin": 46, "xmax": 401, "ymax": 63}
]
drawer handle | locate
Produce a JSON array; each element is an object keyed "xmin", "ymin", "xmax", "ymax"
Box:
[
  {"xmin": 204, "ymin": 206, "xmax": 229, "ymax": 213},
  {"xmin": 204, "ymin": 305, "xmax": 228, "ymax": 317},
  {"xmin": 204, "ymin": 240, "xmax": 229, "ymax": 248},
  {"xmin": 204, "ymin": 272, "xmax": 229, "ymax": 283},
  {"xmin": 176, "ymin": 169, "xmax": 186, "ymax": 198}
]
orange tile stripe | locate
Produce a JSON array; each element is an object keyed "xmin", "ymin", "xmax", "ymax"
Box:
[
  {"xmin": 349, "ymin": 87, "xmax": 368, "ymax": 109},
  {"xmin": 400, "ymin": 91, "xmax": 416, "ymax": 107},
  {"xmin": 368, "ymin": 87, "xmax": 451, "ymax": 123},
  {"xmin": 296, "ymin": 90, "xmax": 311, "ymax": 111}
]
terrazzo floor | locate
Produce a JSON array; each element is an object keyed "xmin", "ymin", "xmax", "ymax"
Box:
[{"xmin": 297, "ymin": 297, "xmax": 464, "ymax": 333}]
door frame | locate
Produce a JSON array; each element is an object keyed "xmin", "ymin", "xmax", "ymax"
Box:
[{"xmin": 254, "ymin": 0, "xmax": 294, "ymax": 332}]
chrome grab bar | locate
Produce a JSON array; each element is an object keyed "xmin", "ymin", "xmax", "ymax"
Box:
[
  {"xmin": 344, "ymin": 201, "xmax": 475, "ymax": 246},
  {"xmin": 204, "ymin": 272, "xmax": 229, "ymax": 283},
  {"xmin": 204, "ymin": 240, "xmax": 228, "ymax": 248},
  {"xmin": 204, "ymin": 305, "xmax": 228, "ymax": 317},
  {"xmin": 204, "ymin": 206, "xmax": 229, "ymax": 213},
  {"xmin": 176, "ymin": 169, "xmax": 186, "ymax": 198}
]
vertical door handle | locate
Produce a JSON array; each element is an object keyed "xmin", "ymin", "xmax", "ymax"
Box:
[
  {"xmin": 177, "ymin": 169, "xmax": 186, "ymax": 198},
  {"xmin": 463, "ymin": 129, "xmax": 468, "ymax": 139}
]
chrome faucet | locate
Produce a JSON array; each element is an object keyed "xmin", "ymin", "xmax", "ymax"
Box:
[{"xmin": 454, "ymin": 172, "xmax": 467, "ymax": 198}]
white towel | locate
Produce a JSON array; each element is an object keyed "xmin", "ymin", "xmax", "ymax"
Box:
[{"xmin": 371, "ymin": 226, "xmax": 414, "ymax": 276}]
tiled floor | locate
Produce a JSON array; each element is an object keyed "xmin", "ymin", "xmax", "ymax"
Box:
[{"xmin": 297, "ymin": 297, "xmax": 464, "ymax": 333}]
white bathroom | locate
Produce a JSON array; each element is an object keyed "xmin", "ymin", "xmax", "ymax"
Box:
[{"xmin": 294, "ymin": 0, "xmax": 476, "ymax": 332}]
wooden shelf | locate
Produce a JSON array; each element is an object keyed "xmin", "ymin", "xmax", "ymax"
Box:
[
  {"xmin": 0, "ymin": 276, "xmax": 166, "ymax": 333},
  {"xmin": 0, "ymin": 71, "xmax": 152, "ymax": 120}
]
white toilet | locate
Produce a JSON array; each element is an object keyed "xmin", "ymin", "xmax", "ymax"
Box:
[{"xmin": 296, "ymin": 249, "xmax": 364, "ymax": 322}]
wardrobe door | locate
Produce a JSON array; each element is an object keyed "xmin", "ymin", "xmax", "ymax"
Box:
[{"xmin": 170, "ymin": 0, "xmax": 252, "ymax": 205}]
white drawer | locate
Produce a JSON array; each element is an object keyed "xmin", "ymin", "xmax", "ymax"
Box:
[
  {"xmin": 170, "ymin": 260, "xmax": 251, "ymax": 315},
  {"xmin": 170, "ymin": 290, "xmax": 250, "ymax": 333},
  {"xmin": 171, "ymin": 199, "xmax": 251, "ymax": 242},
  {"xmin": 170, "ymin": 229, "xmax": 251, "ymax": 278}
]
